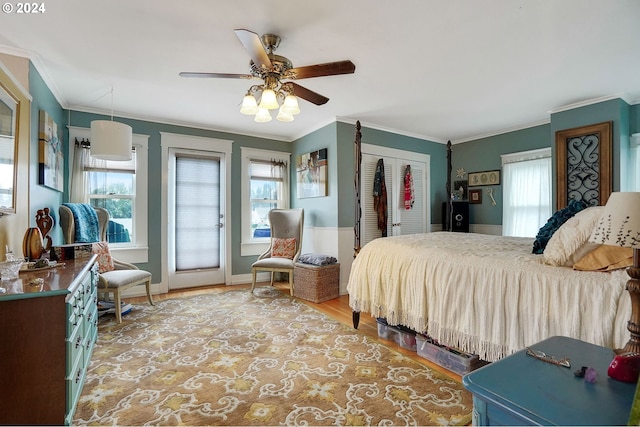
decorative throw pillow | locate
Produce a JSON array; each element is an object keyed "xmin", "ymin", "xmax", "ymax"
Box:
[
  {"xmin": 573, "ymin": 244, "xmax": 633, "ymax": 272},
  {"xmin": 92, "ymin": 241, "xmax": 115, "ymax": 273},
  {"xmin": 532, "ymin": 199, "xmax": 587, "ymax": 254},
  {"xmin": 543, "ymin": 206, "xmax": 604, "ymax": 267},
  {"xmin": 271, "ymin": 237, "xmax": 297, "ymax": 259}
]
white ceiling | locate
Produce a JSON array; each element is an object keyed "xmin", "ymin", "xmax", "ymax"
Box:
[{"xmin": 1, "ymin": 0, "xmax": 639, "ymax": 143}]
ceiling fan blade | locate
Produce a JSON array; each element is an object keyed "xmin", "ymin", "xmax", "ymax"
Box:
[
  {"xmin": 289, "ymin": 82, "xmax": 329, "ymax": 105},
  {"xmin": 288, "ymin": 60, "xmax": 355, "ymax": 80},
  {"xmin": 179, "ymin": 72, "xmax": 254, "ymax": 79},
  {"xmin": 234, "ymin": 29, "xmax": 272, "ymax": 70}
]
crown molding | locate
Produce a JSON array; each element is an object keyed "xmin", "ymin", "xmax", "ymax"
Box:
[
  {"xmin": 0, "ymin": 44, "xmax": 66, "ymax": 107},
  {"xmin": 547, "ymin": 93, "xmax": 632, "ymax": 115},
  {"xmin": 336, "ymin": 117, "xmax": 448, "ymax": 144}
]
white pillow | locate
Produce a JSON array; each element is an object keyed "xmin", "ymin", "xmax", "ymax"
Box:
[{"xmin": 543, "ymin": 206, "xmax": 604, "ymax": 267}]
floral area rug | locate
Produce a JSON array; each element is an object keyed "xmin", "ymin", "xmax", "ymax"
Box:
[{"xmin": 74, "ymin": 287, "xmax": 472, "ymax": 426}]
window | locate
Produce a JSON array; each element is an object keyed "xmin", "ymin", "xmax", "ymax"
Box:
[
  {"xmin": 631, "ymin": 134, "xmax": 640, "ymax": 191},
  {"xmin": 502, "ymin": 148, "xmax": 552, "ymax": 237},
  {"xmin": 241, "ymin": 147, "xmax": 290, "ymax": 256},
  {"xmin": 85, "ymin": 151, "xmax": 136, "ymax": 244},
  {"xmin": 68, "ymin": 128, "xmax": 148, "ymax": 263}
]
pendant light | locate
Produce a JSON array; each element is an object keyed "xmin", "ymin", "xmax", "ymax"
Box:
[{"xmin": 90, "ymin": 87, "xmax": 132, "ymax": 161}]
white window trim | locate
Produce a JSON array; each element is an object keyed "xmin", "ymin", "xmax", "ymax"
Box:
[
  {"xmin": 240, "ymin": 147, "xmax": 291, "ymax": 256},
  {"xmin": 67, "ymin": 126, "xmax": 149, "ymax": 263},
  {"xmin": 501, "ymin": 147, "xmax": 551, "ymax": 165}
]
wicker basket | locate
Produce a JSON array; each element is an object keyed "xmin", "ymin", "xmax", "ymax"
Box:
[{"xmin": 293, "ymin": 262, "xmax": 340, "ymax": 303}]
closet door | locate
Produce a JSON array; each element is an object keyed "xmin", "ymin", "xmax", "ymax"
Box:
[
  {"xmin": 361, "ymin": 150, "xmax": 428, "ymax": 246},
  {"xmin": 362, "ymin": 153, "xmax": 394, "ymax": 246}
]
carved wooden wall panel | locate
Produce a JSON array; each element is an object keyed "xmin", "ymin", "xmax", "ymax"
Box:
[{"xmin": 555, "ymin": 121, "xmax": 612, "ymax": 209}]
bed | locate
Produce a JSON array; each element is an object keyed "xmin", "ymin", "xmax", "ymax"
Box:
[{"xmin": 347, "ymin": 226, "xmax": 632, "ymax": 362}]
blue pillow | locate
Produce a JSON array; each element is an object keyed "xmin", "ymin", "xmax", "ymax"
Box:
[{"xmin": 532, "ymin": 199, "xmax": 587, "ymax": 254}]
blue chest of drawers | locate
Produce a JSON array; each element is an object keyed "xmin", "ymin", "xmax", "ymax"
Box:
[{"xmin": 463, "ymin": 336, "xmax": 636, "ymax": 425}]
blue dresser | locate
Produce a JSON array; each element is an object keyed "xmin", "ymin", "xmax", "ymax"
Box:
[{"xmin": 463, "ymin": 336, "xmax": 635, "ymax": 425}]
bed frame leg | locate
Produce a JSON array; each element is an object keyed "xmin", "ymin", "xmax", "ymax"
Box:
[{"xmin": 352, "ymin": 311, "xmax": 360, "ymax": 329}]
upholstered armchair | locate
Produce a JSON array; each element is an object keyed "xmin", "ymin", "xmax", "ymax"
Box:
[
  {"xmin": 59, "ymin": 204, "xmax": 154, "ymax": 323},
  {"xmin": 251, "ymin": 208, "xmax": 304, "ymax": 295}
]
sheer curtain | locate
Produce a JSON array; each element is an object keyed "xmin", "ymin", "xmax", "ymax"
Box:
[
  {"xmin": 271, "ymin": 159, "xmax": 289, "ymax": 205},
  {"xmin": 502, "ymin": 148, "xmax": 552, "ymax": 237},
  {"xmin": 69, "ymin": 139, "xmax": 90, "ymax": 203}
]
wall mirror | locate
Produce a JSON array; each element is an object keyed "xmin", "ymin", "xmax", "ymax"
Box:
[{"xmin": 0, "ymin": 82, "xmax": 18, "ymax": 215}]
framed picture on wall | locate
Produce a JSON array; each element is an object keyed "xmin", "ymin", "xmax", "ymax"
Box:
[
  {"xmin": 469, "ymin": 189, "xmax": 483, "ymax": 204},
  {"xmin": 468, "ymin": 170, "xmax": 500, "ymax": 187},
  {"xmin": 296, "ymin": 148, "xmax": 328, "ymax": 198},
  {"xmin": 38, "ymin": 110, "xmax": 64, "ymax": 192}
]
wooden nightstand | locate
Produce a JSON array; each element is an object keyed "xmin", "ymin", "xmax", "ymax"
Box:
[{"xmin": 462, "ymin": 336, "xmax": 636, "ymax": 425}]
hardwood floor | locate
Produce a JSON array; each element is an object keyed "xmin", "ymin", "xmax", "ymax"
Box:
[{"xmin": 124, "ymin": 281, "xmax": 464, "ymax": 382}]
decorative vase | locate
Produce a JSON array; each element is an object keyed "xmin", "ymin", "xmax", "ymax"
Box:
[{"xmin": 23, "ymin": 227, "xmax": 44, "ymax": 261}]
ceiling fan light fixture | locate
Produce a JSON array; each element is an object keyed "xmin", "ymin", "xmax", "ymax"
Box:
[
  {"xmin": 276, "ymin": 107, "xmax": 294, "ymax": 122},
  {"xmin": 281, "ymin": 95, "xmax": 300, "ymax": 115},
  {"xmin": 254, "ymin": 108, "xmax": 272, "ymax": 122},
  {"xmin": 240, "ymin": 94, "xmax": 258, "ymax": 115},
  {"xmin": 258, "ymin": 89, "xmax": 278, "ymax": 110}
]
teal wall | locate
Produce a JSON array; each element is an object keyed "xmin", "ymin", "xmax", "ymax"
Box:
[
  {"xmin": 631, "ymin": 104, "xmax": 640, "ymax": 134},
  {"xmin": 25, "ymin": 56, "xmax": 638, "ymax": 280},
  {"xmin": 453, "ymin": 124, "xmax": 551, "ymax": 225},
  {"xmin": 291, "ymin": 121, "xmax": 448, "ymax": 230},
  {"xmin": 291, "ymin": 122, "xmax": 339, "ymax": 227},
  {"xmin": 345, "ymin": 123, "xmax": 448, "ymax": 225},
  {"xmin": 28, "ymin": 63, "xmax": 65, "ymax": 244},
  {"xmin": 550, "ymin": 98, "xmax": 628, "ymax": 194},
  {"xmin": 456, "ymin": 97, "xmax": 635, "ymax": 227},
  {"xmin": 67, "ymin": 110, "xmax": 290, "ymax": 281}
]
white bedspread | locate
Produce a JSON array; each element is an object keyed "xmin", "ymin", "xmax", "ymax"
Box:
[{"xmin": 347, "ymin": 232, "xmax": 631, "ymax": 362}]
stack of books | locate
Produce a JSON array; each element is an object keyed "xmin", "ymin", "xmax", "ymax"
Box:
[{"xmin": 98, "ymin": 301, "xmax": 132, "ymax": 317}]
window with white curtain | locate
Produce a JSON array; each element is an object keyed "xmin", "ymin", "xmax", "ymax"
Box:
[
  {"xmin": 501, "ymin": 148, "xmax": 552, "ymax": 237},
  {"xmin": 68, "ymin": 127, "xmax": 149, "ymax": 263},
  {"xmin": 240, "ymin": 147, "xmax": 290, "ymax": 256},
  {"xmin": 631, "ymin": 134, "xmax": 640, "ymax": 191}
]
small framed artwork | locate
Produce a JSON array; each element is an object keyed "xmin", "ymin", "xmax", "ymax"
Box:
[
  {"xmin": 468, "ymin": 170, "xmax": 500, "ymax": 187},
  {"xmin": 469, "ymin": 189, "xmax": 483, "ymax": 204}
]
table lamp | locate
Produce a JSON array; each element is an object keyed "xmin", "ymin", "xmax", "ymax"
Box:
[{"xmin": 589, "ymin": 192, "xmax": 640, "ymax": 354}]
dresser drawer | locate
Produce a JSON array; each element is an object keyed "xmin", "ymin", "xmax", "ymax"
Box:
[
  {"xmin": 66, "ymin": 293, "xmax": 83, "ymax": 337},
  {"xmin": 65, "ymin": 342, "xmax": 85, "ymax": 424}
]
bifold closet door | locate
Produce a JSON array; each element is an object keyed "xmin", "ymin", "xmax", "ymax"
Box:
[{"xmin": 361, "ymin": 153, "xmax": 427, "ymax": 246}]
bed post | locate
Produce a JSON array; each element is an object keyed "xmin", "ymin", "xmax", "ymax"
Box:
[
  {"xmin": 445, "ymin": 140, "xmax": 452, "ymax": 231},
  {"xmin": 352, "ymin": 121, "xmax": 362, "ymax": 329}
]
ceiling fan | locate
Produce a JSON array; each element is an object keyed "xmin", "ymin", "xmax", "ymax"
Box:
[{"xmin": 179, "ymin": 29, "xmax": 356, "ymax": 121}]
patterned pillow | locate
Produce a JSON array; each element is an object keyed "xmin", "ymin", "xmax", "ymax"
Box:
[
  {"xmin": 271, "ymin": 237, "xmax": 297, "ymax": 259},
  {"xmin": 92, "ymin": 241, "xmax": 115, "ymax": 273},
  {"xmin": 532, "ymin": 199, "xmax": 587, "ymax": 254}
]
